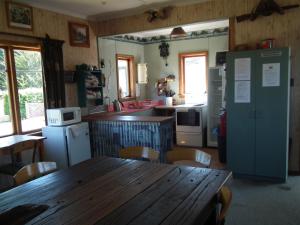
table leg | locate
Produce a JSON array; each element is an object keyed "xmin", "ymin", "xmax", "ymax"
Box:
[
  {"xmin": 32, "ymin": 142, "xmax": 37, "ymax": 163},
  {"xmin": 204, "ymin": 195, "xmax": 218, "ymax": 225},
  {"xmin": 38, "ymin": 140, "xmax": 45, "ymax": 161}
]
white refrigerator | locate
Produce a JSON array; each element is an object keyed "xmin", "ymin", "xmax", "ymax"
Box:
[{"xmin": 42, "ymin": 122, "xmax": 91, "ymax": 169}]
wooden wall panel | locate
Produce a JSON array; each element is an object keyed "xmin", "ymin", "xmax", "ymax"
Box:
[
  {"xmin": 0, "ymin": 1, "xmax": 98, "ymax": 106},
  {"xmin": 94, "ymin": 0, "xmax": 300, "ymax": 171},
  {"xmin": 1, "ymin": 0, "xmax": 299, "ymax": 171}
]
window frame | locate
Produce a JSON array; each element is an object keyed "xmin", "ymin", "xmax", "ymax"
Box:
[
  {"xmin": 178, "ymin": 51, "xmax": 208, "ymax": 98},
  {"xmin": 0, "ymin": 41, "xmax": 45, "ymax": 137},
  {"xmin": 116, "ymin": 54, "xmax": 136, "ymax": 101}
]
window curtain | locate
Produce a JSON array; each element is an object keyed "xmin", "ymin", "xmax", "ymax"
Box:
[{"xmin": 41, "ymin": 35, "xmax": 65, "ymax": 109}]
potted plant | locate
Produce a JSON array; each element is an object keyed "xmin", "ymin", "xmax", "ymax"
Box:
[{"xmin": 163, "ymin": 88, "xmax": 175, "ymax": 106}]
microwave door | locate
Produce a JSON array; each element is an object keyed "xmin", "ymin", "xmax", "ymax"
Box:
[{"xmin": 63, "ymin": 111, "xmax": 75, "ymax": 121}]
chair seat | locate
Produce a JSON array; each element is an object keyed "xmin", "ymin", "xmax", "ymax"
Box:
[
  {"xmin": 173, "ymin": 160, "xmax": 208, "ymax": 168},
  {"xmin": 166, "ymin": 148, "xmax": 212, "ymax": 167},
  {"xmin": 119, "ymin": 146, "xmax": 159, "ymax": 162}
]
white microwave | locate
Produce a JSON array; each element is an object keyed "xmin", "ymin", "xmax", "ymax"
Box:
[{"xmin": 46, "ymin": 107, "xmax": 81, "ymax": 126}]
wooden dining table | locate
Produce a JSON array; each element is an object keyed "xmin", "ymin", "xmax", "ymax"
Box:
[
  {"xmin": 0, "ymin": 135, "xmax": 46, "ymax": 160},
  {"xmin": 0, "ymin": 156, "xmax": 231, "ymax": 225}
]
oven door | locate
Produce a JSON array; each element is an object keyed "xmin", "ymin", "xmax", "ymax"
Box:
[{"xmin": 176, "ymin": 108, "xmax": 202, "ymax": 133}]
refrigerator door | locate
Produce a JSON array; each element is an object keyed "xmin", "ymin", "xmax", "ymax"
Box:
[
  {"xmin": 42, "ymin": 126, "xmax": 69, "ymax": 169},
  {"xmin": 66, "ymin": 122, "xmax": 91, "ymax": 166},
  {"xmin": 207, "ymin": 67, "xmax": 223, "ymax": 147}
]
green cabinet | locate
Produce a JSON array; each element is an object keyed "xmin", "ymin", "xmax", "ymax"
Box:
[
  {"xmin": 77, "ymin": 70, "xmax": 104, "ymax": 107},
  {"xmin": 226, "ymin": 48, "xmax": 290, "ymax": 182}
]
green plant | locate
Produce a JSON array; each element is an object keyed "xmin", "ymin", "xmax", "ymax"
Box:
[
  {"xmin": 4, "ymin": 94, "xmax": 10, "ymax": 115},
  {"xmin": 162, "ymin": 88, "xmax": 175, "ymax": 97},
  {"xmin": 3, "ymin": 91, "xmax": 43, "ymax": 119},
  {"xmin": 19, "ymin": 92, "xmax": 43, "ymax": 119}
]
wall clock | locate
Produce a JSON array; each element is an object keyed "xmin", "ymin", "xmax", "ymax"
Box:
[{"xmin": 159, "ymin": 41, "xmax": 169, "ymax": 66}]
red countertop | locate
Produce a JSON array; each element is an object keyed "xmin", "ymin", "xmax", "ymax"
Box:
[
  {"xmin": 82, "ymin": 99, "xmax": 173, "ymax": 122},
  {"xmin": 85, "ymin": 115, "xmax": 173, "ymax": 123}
]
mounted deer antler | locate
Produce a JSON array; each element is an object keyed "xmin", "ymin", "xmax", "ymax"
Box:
[
  {"xmin": 236, "ymin": 0, "xmax": 299, "ymax": 23},
  {"xmin": 145, "ymin": 6, "xmax": 173, "ymax": 23}
]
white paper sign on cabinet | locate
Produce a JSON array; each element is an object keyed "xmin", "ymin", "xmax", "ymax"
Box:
[
  {"xmin": 235, "ymin": 81, "xmax": 251, "ymax": 103},
  {"xmin": 235, "ymin": 58, "xmax": 251, "ymax": 81},
  {"xmin": 262, "ymin": 63, "xmax": 280, "ymax": 87}
]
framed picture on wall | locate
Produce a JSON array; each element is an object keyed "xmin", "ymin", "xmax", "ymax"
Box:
[
  {"xmin": 68, "ymin": 22, "xmax": 90, "ymax": 48},
  {"xmin": 6, "ymin": 1, "xmax": 33, "ymax": 30}
]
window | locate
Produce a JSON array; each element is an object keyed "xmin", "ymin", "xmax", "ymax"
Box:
[
  {"xmin": 0, "ymin": 44, "xmax": 45, "ymax": 137},
  {"xmin": 179, "ymin": 52, "xmax": 208, "ymax": 104},
  {"xmin": 116, "ymin": 54, "xmax": 135, "ymax": 100}
]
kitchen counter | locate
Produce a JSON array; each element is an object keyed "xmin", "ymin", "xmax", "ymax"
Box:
[
  {"xmin": 155, "ymin": 104, "xmax": 206, "ymax": 109},
  {"xmin": 83, "ymin": 103, "xmax": 206, "ymax": 121},
  {"xmin": 84, "ymin": 115, "xmax": 173, "ymax": 123},
  {"xmin": 154, "ymin": 105, "xmax": 177, "ymax": 110},
  {"xmin": 82, "ymin": 108, "xmax": 150, "ymax": 120},
  {"xmin": 88, "ymin": 115, "xmax": 173, "ymax": 162}
]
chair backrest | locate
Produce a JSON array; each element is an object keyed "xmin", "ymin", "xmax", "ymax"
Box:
[
  {"xmin": 13, "ymin": 162, "xmax": 57, "ymax": 186},
  {"xmin": 11, "ymin": 140, "xmax": 37, "ymax": 164},
  {"xmin": 217, "ymin": 186, "xmax": 232, "ymax": 224},
  {"xmin": 12, "ymin": 140, "xmax": 36, "ymax": 154},
  {"xmin": 166, "ymin": 148, "xmax": 211, "ymax": 167},
  {"xmin": 119, "ymin": 146, "xmax": 159, "ymax": 161}
]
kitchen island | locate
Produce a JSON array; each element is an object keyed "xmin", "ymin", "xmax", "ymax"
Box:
[{"xmin": 84, "ymin": 114, "xmax": 173, "ymax": 162}]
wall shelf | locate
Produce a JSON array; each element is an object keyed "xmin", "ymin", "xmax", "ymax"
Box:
[{"xmin": 77, "ymin": 69, "xmax": 104, "ymax": 107}]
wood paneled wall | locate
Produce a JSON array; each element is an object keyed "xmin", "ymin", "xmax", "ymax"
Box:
[
  {"xmin": 0, "ymin": 1, "xmax": 99, "ymax": 106},
  {"xmin": 94, "ymin": 0, "xmax": 300, "ymax": 171}
]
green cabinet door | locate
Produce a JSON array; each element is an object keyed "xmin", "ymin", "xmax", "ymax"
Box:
[
  {"xmin": 254, "ymin": 48, "xmax": 290, "ymax": 181},
  {"xmin": 226, "ymin": 51, "xmax": 256, "ymax": 175},
  {"xmin": 226, "ymin": 48, "xmax": 290, "ymax": 181}
]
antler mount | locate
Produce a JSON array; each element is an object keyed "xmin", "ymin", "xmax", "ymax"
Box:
[{"xmin": 236, "ymin": 0, "xmax": 299, "ymax": 23}]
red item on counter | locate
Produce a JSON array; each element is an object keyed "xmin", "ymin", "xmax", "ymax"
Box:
[{"xmin": 261, "ymin": 39, "xmax": 275, "ymax": 49}]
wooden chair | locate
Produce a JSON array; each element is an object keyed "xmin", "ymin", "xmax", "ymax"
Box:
[
  {"xmin": 166, "ymin": 147, "xmax": 211, "ymax": 168},
  {"xmin": 119, "ymin": 146, "xmax": 160, "ymax": 162},
  {"xmin": 13, "ymin": 162, "xmax": 57, "ymax": 186},
  {"xmin": 0, "ymin": 140, "xmax": 39, "ymax": 175},
  {"xmin": 167, "ymin": 148, "xmax": 231, "ymax": 225},
  {"xmin": 217, "ymin": 186, "xmax": 232, "ymax": 225}
]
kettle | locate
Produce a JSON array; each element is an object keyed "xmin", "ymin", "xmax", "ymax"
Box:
[{"xmin": 112, "ymin": 99, "xmax": 123, "ymax": 112}]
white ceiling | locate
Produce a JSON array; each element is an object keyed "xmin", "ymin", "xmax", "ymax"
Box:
[
  {"xmin": 17, "ymin": 0, "xmax": 209, "ymax": 20},
  {"xmin": 125, "ymin": 19, "xmax": 229, "ymax": 38}
]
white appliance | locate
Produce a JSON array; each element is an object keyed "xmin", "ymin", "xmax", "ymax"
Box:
[
  {"xmin": 176, "ymin": 105, "xmax": 207, "ymax": 147},
  {"xmin": 46, "ymin": 107, "xmax": 81, "ymax": 126},
  {"xmin": 42, "ymin": 122, "xmax": 91, "ymax": 169},
  {"xmin": 207, "ymin": 66, "xmax": 226, "ymax": 147}
]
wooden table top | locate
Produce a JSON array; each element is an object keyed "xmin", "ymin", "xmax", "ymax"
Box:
[
  {"xmin": 0, "ymin": 157, "xmax": 231, "ymax": 225},
  {"xmin": 0, "ymin": 135, "xmax": 45, "ymax": 150}
]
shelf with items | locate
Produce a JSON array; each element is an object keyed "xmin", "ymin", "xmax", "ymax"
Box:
[{"xmin": 77, "ymin": 69, "xmax": 104, "ymax": 107}]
